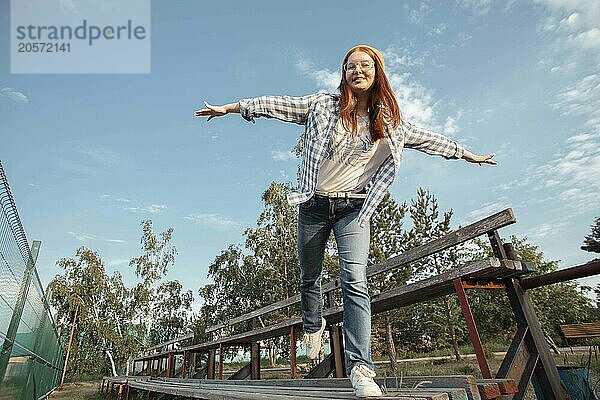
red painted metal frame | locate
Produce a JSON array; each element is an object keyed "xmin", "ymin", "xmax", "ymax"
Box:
[
  {"xmin": 290, "ymin": 326, "xmax": 297, "ymax": 378},
  {"xmin": 453, "ymin": 277, "xmax": 492, "ymax": 379},
  {"xmin": 218, "ymin": 344, "xmax": 224, "ymax": 380}
]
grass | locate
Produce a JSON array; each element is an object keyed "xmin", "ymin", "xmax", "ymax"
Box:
[{"xmin": 49, "ymin": 381, "xmax": 104, "ymax": 400}]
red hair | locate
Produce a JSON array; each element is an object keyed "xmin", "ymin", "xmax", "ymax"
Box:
[{"xmin": 338, "ymin": 46, "xmax": 402, "ymax": 141}]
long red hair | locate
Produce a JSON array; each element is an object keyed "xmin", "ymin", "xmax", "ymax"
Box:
[{"xmin": 338, "ymin": 46, "xmax": 402, "ymax": 141}]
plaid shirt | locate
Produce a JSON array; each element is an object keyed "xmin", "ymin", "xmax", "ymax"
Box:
[{"xmin": 239, "ymin": 93, "xmax": 464, "ymax": 227}]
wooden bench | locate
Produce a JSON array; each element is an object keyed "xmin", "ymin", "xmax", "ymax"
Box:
[
  {"xmin": 127, "ymin": 208, "xmax": 574, "ymax": 400},
  {"xmin": 560, "ymin": 322, "xmax": 600, "ymax": 340}
]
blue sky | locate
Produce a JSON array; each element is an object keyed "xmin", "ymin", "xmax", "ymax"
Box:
[{"xmin": 1, "ymin": 0, "xmax": 599, "ymax": 310}]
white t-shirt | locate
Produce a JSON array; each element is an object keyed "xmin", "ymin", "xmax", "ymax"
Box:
[{"xmin": 316, "ymin": 118, "xmax": 391, "ymax": 193}]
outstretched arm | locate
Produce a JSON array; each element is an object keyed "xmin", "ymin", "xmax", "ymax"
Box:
[
  {"xmin": 402, "ymin": 121, "xmax": 496, "ymax": 166},
  {"xmin": 462, "ymin": 150, "xmax": 496, "ymax": 166},
  {"xmin": 194, "ymin": 101, "xmax": 239, "ymax": 121},
  {"xmin": 194, "ymin": 94, "xmax": 323, "ymax": 125}
]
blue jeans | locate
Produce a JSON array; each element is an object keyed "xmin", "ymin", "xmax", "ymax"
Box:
[{"xmin": 298, "ymin": 194, "xmax": 373, "ymax": 375}]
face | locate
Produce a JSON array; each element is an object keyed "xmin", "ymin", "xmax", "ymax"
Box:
[{"xmin": 344, "ymin": 51, "xmax": 376, "ymax": 94}]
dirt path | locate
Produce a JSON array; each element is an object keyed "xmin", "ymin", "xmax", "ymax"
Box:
[{"xmin": 49, "ymin": 381, "xmax": 103, "ymax": 400}]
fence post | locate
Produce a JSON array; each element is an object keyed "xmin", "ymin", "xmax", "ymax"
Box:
[{"xmin": 0, "ymin": 240, "xmax": 41, "ymax": 383}]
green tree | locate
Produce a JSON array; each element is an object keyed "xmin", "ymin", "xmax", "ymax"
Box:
[
  {"xmin": 48, "ymin": 247, "xmax": 139, "ymax": 377},
  {"xmin": 404, "ymin": 188, "xmax": 467, "ymax": 360},
  {"xmin": 129, "ymin": 220, "xmax": 177, "ymax": 343},
  {"xmin": 150, "ymin": 280, "xmax": 194, "ymax": 345},
  {"xmin": 581, "ymin": 216, "xmax": 600, "ymax": 253},
  {"xmin": 368, "ymin": 192, "xmax": 409, "ymax": 372}
]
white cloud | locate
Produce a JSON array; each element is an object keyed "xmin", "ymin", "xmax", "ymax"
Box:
[
  {"xmin": 535, "ymin": 0, "xmax": 600, "ymax": 58},
  {"xmin": 68, "ymin": 231, "xmax": 125, "ymax": 243},
  {"xmin": 466, "ymin": 202, "xmax": 512, "ymax": 221},
  {"xmin": 387, "ymin": 73, "xmax": 436, "ymax": 127},
  {"xmin": 566, "ymin": 27, "xmax": 600, "ymax": 50},
  {"xmin": 184, "ymin": 213, "xmax": 239, "ymax": 230},
  {"xmin": 497, "ymin": 131, "xmax": 599, "ymax": 217},
  {"xmin": 456, "ymin": 0, "xmax": 492, "ymax": 15},
  {"xmin": 294, "ymin": 56, "xmax": 339, "ymax": 93},
  {"xmin": 431, "ymin": 23, "xmax": 448, "ymax": 35},
  {"xmin": 0, "ymin": 87, "xmax": 29, "ymax": 104},
  {"xmin": 79, "ymin": 147, "xmax": 122, "ymax": 167},
  {"xmin": 443, "ymin": 111, "xmax": 463, "ymax": 136},
  {"xmin": 554, "ymin": 74, "xmax": 600, "ymax": 131},
  {"xmin": 271, "ymin": 150, "xmax": 295, "ymax": 162},
  {"xmin": 404, "ymin": 2, "xmax": 432, "ymax": 25},
  {"xmin": 522, "ymin": 221, "xmax": 569, "ymax": 239},
  {"xmin": 126, "ymin": 204, "xmax": 168, "ymax": 214}
]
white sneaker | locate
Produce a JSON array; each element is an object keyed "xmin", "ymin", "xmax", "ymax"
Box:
[
  {"xmin": 303, "ymin": 317, "xmax": 326, "ymax": 360},
  {"xmin": 350, "ymin": 365, "xmax": 382, "ymax": 398}
]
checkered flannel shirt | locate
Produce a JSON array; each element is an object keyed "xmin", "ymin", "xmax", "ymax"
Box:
[{"xmin": 239, "ymin": 93, "xmax": 464, "ymax": 227}]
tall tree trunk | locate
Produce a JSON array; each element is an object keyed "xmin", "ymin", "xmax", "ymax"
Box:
[
  {"xmin": 385, "ymin": 312, "xmax": 398, "ymax": 374},
  {"xmin": 105, "ymin": 344, "xmax": 118, "ymax": 376},
  {"xmin": 442, "ymin": 296, "xmax": 462, "ymax": 361},
  {"xmin": 269, "ymin": 344, "xmax": 277, "ymax": 367}
]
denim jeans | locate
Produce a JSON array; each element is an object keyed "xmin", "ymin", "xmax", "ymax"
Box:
[{"xmin": 298, "ymin": 194, "xmax": 373, "ymax": 374}]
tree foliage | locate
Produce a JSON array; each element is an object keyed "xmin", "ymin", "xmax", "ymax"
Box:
[
  {"xmin": 582, "ymin": 216, "xmax": 600, "ymax": 253},
  {"xmin": 48, "ymin": 247, "xmax": 139, "ymax": 377},
  {"xmin": 48, "ymin": 220, "xmax": 191, "ymax": 378},
  {"xmin": 130, "ymin": 220, "xmax": 178, "ymax": 340}
]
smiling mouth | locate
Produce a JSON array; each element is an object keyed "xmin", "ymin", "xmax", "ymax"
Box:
[{"xmin": 353, "ymin": 77, "xmax": 365, "ymax": 83}]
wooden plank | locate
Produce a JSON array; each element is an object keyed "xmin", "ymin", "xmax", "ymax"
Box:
[
  {"xmin": 139, "ymin": 333, "xmax": 194, "ymax": 354},
  {"xmin": 560, "ymin": 322, "xmax": 600, "ymax": 339},
  {"xmin": 228, "ymin": 363, "xmax": 251, "ymax": 380},
  {"xmin": 305, "ymin": 352, "xmax": 335, "ymax": 378},
  {"xmin": 504, "ymin": 278, "xmax": 566, "ymax": 400},
  {"xmin": 128, "ymin": 379, "xmax": 451, "ymax": 399},
  {"xmin": 475, "ymin": 379, "xmax": 518, "ymax": 395},
  {"xmin": 476, "ymin": 382, "xmax": 500, "ymax": 399},
  {"xmin": 251, "ymin": 342, "xmax": 261, "ymax": 380},
  {"xmin": 159, "ymin": 375, "xmax": 480, "ymax": 400},
  {"xmin": 205, "ymin": 209, "xmax": 516, "ymax": 334},
  {"xmin": 162, "ymin": 381, "xmax": 453, "ymax": 399}
]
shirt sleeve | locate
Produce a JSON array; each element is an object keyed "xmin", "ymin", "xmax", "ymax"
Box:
[
  {"xmin": 238, "ymin": 93, "xmax": 324, "ymax": 125},
  {"xmin": 402, "ymin": 120, "xmax": 464, "ymax": 160}
]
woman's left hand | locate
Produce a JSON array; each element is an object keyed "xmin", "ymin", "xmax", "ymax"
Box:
[{"xmin": 462, "ymin": 150, "xmax": 497, "ymax": 166}]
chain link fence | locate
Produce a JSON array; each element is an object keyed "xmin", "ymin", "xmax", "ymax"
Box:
[{"xmin": 0, "ymin": 161, "xmax": 64, "ymax": 399}]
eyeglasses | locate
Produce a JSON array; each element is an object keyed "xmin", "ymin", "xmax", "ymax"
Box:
[{"xmin": 343, "ymin": 61, "xmax": 375, "ymax": 72}]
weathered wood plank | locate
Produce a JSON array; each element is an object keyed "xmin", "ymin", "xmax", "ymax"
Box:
[
  {"xmin": 475, "ymin": 379, "xmax": 518, "ymax": 395},
  {"xmin": 305, "ymin": 352, "xmax": 335, "ymax": 378},
  {"xmin": 157, "ymin": 375, "xmax": 480, "ymax": 400},
  {"xmin": 128, "ymin": 379, "xmax": 453, "ymax": 399},
  {"xmin": 205, "ymin": 209, "xmax": 516, "ymax": 333},
  {"xmin": 476, "ymin": 381, "xmax": 500, "ymax": 399},
  {"xmin": 560, "ymin": 322, "xmax": 600, "ymax": 339},
  {"xmin": 228, "ymin": 363, "xmax": 251, "ymax": 380}
]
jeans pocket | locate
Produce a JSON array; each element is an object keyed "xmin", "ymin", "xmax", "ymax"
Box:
[{"xmin": 299, "ymin": 196, "xmax": 316, "ymax": 211}]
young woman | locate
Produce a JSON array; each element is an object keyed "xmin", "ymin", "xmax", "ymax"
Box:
[{"xmin": 195, "ymin": 45, "xmax": 496, "ymax": 397}]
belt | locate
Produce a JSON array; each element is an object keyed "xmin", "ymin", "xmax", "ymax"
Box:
[{"xmin": 315, "ymin": 191, "xmax": 367, "ymax": 199}]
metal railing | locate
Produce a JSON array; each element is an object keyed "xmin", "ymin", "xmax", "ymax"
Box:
[{"xmin": 0, "ymin": 161, "xmax": 65, "ymax": 399}]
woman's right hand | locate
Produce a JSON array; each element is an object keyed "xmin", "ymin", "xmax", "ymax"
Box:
[{"xmin": 194, "ymin": 101, "xmax": 229, "ymax": 121}]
